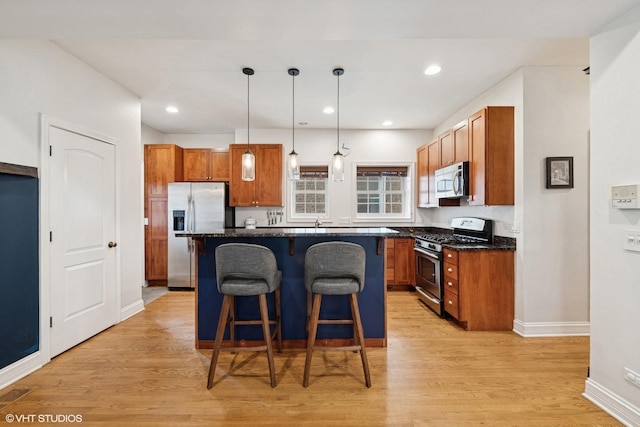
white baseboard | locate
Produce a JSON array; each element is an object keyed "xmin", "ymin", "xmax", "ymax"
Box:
[
  {"xmin": 513, "ymin": 319, "xmax": 590, "ymax": 337},
  {"xmin": 584, "ymin": 378, "xmax": 640, "ymax": 426},
  {"xmin": 0, "ymin": 352, "xmax": 42, "ymax": 390},
  {"xmin": 120, "ymin": 298, "xmax": 145, "ymax": 322}
]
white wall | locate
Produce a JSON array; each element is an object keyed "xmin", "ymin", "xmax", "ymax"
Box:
[
  {"xmin": 521, "ymin": 67, "xmax": 590, "ymax": 326},
  {"xmin": 164, "ymin": 133, "xmax": 233, "ymax": 148},
  {"xmin": 142, "ymin": 123, "xmax": 165, "ymax": 145},
  {"xmin": 585, "ymin": 6, "xmax": 640, "ymax": 424},
  {"xmin": 422, "ymin": 66, "xmax": 591, "ymax": 334},
  {"xmin": 0, "ymin": 40, "xmax": 144, "ymax": 370}
]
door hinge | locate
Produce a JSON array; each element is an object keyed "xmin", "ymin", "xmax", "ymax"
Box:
[
  {"xmin": 49, "ymin": 145, "xmax": 52, "ymax": 156},
  {"xmin": 50, "ymin": 231, "xmax": 52, "ymax": 242},
  {"xmin": 50, "ymin": 317, "xmax": 53, "ymax": 328}
]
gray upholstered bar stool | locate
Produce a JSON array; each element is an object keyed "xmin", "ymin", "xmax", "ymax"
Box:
[
  {"xmin": 207, "ymin": 243, "xmax": 282, "ymax": 388},
  {"xmin": 303, "ymin": 241, "xmax": 371, "ymax": 388}
]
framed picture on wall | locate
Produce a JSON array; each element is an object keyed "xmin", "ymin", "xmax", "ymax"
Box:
[{"xmin": 546, "ymin": 157, "xmax": 574, "ymax": 189}]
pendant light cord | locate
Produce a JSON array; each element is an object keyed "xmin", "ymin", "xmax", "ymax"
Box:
[
  {"xmin": 336, "ymin": 72, "xmax": 340, "ymax": 153},
  {"xmin": 292, "ymin": 72, "xmax": 295, "ymax": 152},
  {"xmin": 247, "ymin": 72, "xmax": 250, "ymax": 150}
]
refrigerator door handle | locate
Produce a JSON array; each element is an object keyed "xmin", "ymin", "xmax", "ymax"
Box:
[
  {"xmin": 186, "ymin": 195, "xmax": 193, "ymax": 232},
  {"xmin": 190, "ymin": 197, "xmax": 196, "ymax": 232}
]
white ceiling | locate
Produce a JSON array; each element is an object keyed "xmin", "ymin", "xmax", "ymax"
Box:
[{"xmin": 2, "ymin": 0, "xmax": 640, "ymax": 133}]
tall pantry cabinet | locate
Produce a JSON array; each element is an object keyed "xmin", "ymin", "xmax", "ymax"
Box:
[{"xmin": 144, "ymin": 144, "xmax": 183, "ymax": 284}]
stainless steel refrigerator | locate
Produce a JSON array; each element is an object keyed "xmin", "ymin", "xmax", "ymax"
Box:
[{"xmin": 167, "ymin": 182, "xmax": 234, "ymax": 290}]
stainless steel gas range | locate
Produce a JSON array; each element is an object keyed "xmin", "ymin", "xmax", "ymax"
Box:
[{"xmin": 414, "ymin": 217, "xmax": 493, "ymax": 316}]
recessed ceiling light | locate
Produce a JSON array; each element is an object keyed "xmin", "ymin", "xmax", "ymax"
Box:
[
  {"xmin": 323, "ymin": 107, "xmax": 335, "ymax": 114},
  {"xmin": 382, "ymin": 120, "xmax": 393, "ymax": 127},
  {"xmin": 424, "ymin": 65, "xmax": 442, "ymax": 76},
  {"xmin": 165, "ymin": 106, "xmax": 179, "ymax": 113}
]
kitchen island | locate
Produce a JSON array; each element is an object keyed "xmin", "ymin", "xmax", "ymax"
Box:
[{"xmin": 180, "ymin": 227, "xmax": 399, "ymax": 349}]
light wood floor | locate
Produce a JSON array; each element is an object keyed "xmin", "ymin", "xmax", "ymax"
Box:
[{"xmin": 0, "ymin": 291, "xmax": 620, "ymax": 426}]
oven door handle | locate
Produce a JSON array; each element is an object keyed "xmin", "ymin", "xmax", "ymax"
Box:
[{"xmin": 414, "ymin": 247, "xmax": 440, "ymax": 260}]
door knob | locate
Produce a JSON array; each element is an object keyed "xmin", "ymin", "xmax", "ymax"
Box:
[{"xmin": 108, "ymin": 242, "xmax": 118, "ymax": 248}]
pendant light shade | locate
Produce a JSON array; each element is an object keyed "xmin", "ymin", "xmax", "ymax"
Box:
[
  {"xmin": 332, "ymin": 68, "xmax": 345, "ymax": 182},
  {"xmin": 287, "ymin": 68, "xmax": 301, "ymax": 180},
  {"xmin": 241, "ymin": 67, "xmax": 255, "ymax": 182}
]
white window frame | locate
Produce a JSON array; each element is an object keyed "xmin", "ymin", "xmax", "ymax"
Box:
[
  {"xmin": 287, "ymin": 164, "xmax": 331, "ymax": 223},
  {"xmin": 351, "ymin": 162, "xmax": 414, "ymax": 224}
]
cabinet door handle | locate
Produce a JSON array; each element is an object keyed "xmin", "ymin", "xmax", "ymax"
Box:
[
  {"xmin": 448, "ymin": 300, "xmax": 453, "ymax": 305},
  {"xmin": 108, "ymin": 241, "xmax": 118, "ymax": 248},
  {"xmin": 447, "ymin": 268, "xmax": 453, "ymax": 273},
  {"xmin": 447, "ymin": 253, "xmax": 452, "ymax": 258},
  {"xmin": 447, "ymin": 281, "xmax": 453, "ymax": 287}
]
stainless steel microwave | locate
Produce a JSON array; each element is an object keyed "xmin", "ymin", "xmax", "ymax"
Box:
[{"xmin": 435, "ymin": 161, "xmax": 469, "ymax": 199}]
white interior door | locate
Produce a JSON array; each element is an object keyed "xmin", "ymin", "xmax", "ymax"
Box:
[{"xmin": 49, "ymin": 126, "xmax": 117, "ymax": 357}]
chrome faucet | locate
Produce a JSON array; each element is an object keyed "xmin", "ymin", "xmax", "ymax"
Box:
[{"xmin": 315, "ymin": 218, "xmax": 322, "ymax": 228}]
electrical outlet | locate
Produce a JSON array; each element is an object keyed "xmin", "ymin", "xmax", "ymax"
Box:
[
  {"xmin": 624, "ymin": 367, "xmax": 640, "ymax": 388},
  {"xmin": 339, "ymin": 217, "xmax": 351, "ymax": 225},
  {"xmin": 509, "ymin": 221, "xmax": 520, "ymax": 233}
]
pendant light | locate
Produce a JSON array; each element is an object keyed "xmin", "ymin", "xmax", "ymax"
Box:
[
  {"xmin": 287, "ymin": 68, "xmax": 300, "ymax": 180},
  {"xmin": 332, "ymin": 68, "xmax": 345, "ymax": 182},
  {"xmin": 241, "ymin": 67, "xmax": 255, "ymax": 181}
]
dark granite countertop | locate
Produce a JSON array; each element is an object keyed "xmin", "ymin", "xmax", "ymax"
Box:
[
  {"xmin": 176, "ymin": 226, "xmax": 399, "ymax": 238},
  {"xmin": 176, "ymin": 226, "xmax": 515, "ymax": 250},
  {"xmin": 387, "ymin": 227, "xmax": 516, "ymax": 251}
]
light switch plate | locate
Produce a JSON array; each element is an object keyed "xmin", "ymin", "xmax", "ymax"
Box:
[{"xmin": 624, "ymin": 229, "xmax": 640, "ymax": 252}]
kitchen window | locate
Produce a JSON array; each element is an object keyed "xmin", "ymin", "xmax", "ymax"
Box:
[
  {"xmin": 289, "ymin": 165, "xmax": 329, "ymax": 219},
  {"xmin": 355, "ymin": 165, "xmax": 412, "ymax": 220}
]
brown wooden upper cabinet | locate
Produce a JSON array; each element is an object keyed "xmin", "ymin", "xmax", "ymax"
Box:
[
  {"xmin": 416, "ymin": 144, "xmax": 429, "ymax": 208},
  {"xmin": 451, "ymin": 119, "xmax": 469, "ymax": 164},
  {"xmin": 416, "ymin": 107, "xmax": 513, "ymax": 208},
  {"xmin": 438, "ymin": 130, "xmax": 453, "ymax": 166},
  {"xmin": 468, "ymin": 107, "xmax": 514, "ymax": 206},
  {"xmin": 228, "ymin": 144, "xmax": 283, "ymax": 207},
  {"xmin": 438, "ymin": 119, "xmax": 469, "ymax": 168},
  {"xmin": 416, "ymin": 138, "xmax": 460, "ymax": 208},
  {"xmin": 144, "ymin": 144, "xmax": 183, "ymax": 198},
  {"xmin": 183, "ymin": 148, "xmax": 230, "ymax": 182}
]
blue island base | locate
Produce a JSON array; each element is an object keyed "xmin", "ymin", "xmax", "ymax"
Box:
[{"xmin": 194, "ymin": 233, "xmax": 389, "ymax": 349}]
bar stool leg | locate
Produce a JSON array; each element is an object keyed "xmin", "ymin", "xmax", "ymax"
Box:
[
  {"xmin": 275, "ymin": 288, "xmax": 282, "ymax": 353},
  {"xmin": 229, "ymin": 295, "xmax": 236, "ymax": 352},
  {"xmin": 207, "ymin": 295, "xmax": 232, "ymax": 389},
  {"xmin": 350, "ymin": 293, "xmax": 371, "ymax": 388},
  {"xmin": 259, "ymin": 293, "xmax": 277, "ymax": 388},
  {"xmin": 306, "ymin": 292, "xmax": 312, "ymax": 336},
  {"xmin": 303, "ymin": 293, "xmax": 322, "ymax": 387}
]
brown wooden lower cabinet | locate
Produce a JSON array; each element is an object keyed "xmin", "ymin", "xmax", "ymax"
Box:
[
  {"xmin": 443, "ymin": 248, "xmax": 514, "ymax": 331},
  {"xmin": 385, "ymin": 237, "xmax": 415, "ymax": 290},
  {"xmin": 145, "ymin": 197, "xmax": 168, "ymax": 284}
]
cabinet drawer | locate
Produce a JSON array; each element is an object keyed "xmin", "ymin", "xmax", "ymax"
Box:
[
  {"xmin": 444, "ymin": 277, "xmax": 459, "ymax": 294},
  {"xmin": 443, "ymin": 248, "xmax": 458, "ymax": 264},
  {"xmin": 444, "ymin": 262, "xmax": 458, "ymax": 279},
  {"xmin": 444, "ymin": 289, "xmax": 459, "ymax": 319}
]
